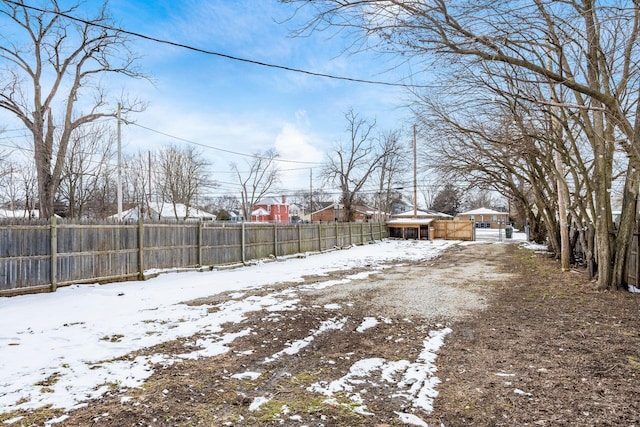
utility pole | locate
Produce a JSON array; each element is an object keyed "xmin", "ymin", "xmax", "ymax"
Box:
[
  {"xmin": 117, "ymin": 102, "xmax": 122, "ymax": 221},
  {"xmin": 148, "ymin": 150, "xmax": 152, "ymax": 219},
  {"xmin": 413, "ymin": 124, "xmax": 418, "ymax": 218},
  {"xmin": 309, "ymin": 168, "xmax": 313, "ymax": 223}
]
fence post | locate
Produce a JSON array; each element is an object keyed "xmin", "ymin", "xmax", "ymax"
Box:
[
  {"xmin": 241, "ymin": 221, "xmax": 246, "ymax": 264},
  {"xmin": 137, "ymin": 218, "xmax": 145, "ymax": 280},
  {"xmin": 318, "ymin": 223, "xmax": 322, "ymax": 252},
  {"xmin": 298, "ymin": 223, "xmax": 302, "ymax": 254},
  {"xmin": 50, "ymin": 217, "xmax": 58, "ymax": 292},
  {"xmin": 274, "ymin": 223, "xmax": 278, "ymax": 258},
  {"xmin": 198, "ymin": 218, "xmax": 203, "ymax": 266},
  {"xmin": 349, "ymin": 223, "xmax": 353, "ymax": 245}
]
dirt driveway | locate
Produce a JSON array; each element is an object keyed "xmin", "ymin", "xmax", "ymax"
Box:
[{"xmin": 9, "ymin": 242, "xmax": 640, "ymax": 426}]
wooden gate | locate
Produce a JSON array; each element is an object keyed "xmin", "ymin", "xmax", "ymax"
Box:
[{"xmin": 431, "ymin": 220, "xmax": 475, "ymax": 241}]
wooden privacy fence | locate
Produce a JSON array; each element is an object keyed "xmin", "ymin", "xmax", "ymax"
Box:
[
  {"xmin": 431, "ymin": 220, "xmax": 475, "ymax": 241},
  {"xmin": 0, "ymin": 219, "xmax": 388, "ymax": 296}
]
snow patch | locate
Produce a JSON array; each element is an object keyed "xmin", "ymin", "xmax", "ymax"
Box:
[
  {"xmin": 514, "ymin": 388, "xmax": 533, "ymax": 397},
  {"xmin": 249, "ymin": 396, "xmax": 270, "ymax": 411},
  {"xmin": 309, "ymin": 327, "xmax": 452, "ymax": 414},
  {"xmin": 395, "ymin": 411, "xmax": 429, "ymax": 426},
  {"xmin": 356, "ymin": 317, "xmax": 379, "ymax": 333},
  {"xmin": 264, "ymin": 317, "xmax": 347, "ymax": 363},
  {"xmin": 231, "ymin": 371, "xmax": 262, "ymax": 380}
]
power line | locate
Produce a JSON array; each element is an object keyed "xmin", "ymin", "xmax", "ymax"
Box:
[
  {"xmin": 129, "ymin": 122, "xmax": 323, "ymax": 165},
  {"xmin": 6, "ymin": 0, "xmax": 436, "ymax": 89},
  {"xmin": 3, "ymin": 120, "xmax": 324, "ymax": 166}
]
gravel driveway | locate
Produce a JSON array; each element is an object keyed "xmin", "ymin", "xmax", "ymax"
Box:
[{"xmin": 31, "ymin": 241, "xmax": 517, "ymax": 427}]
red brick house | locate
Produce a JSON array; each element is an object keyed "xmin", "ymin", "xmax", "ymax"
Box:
[{"xmin": 251, "ymin": 197, "xmax": 290, "ymax": 223}]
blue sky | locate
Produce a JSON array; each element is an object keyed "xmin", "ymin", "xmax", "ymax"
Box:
[
  {"xmin": 104, "ymin": 0, "xmax": 419, "ymax": 199},
  {"xmin": 1, "ymin": 0, "xmax": 424, "ymax": 201}
]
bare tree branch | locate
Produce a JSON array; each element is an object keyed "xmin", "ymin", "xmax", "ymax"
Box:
[{"xmin": 0, "ymin": 0, "xmax": 147, "ymax": 218}]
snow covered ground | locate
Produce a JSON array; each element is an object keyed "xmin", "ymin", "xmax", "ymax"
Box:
[{"xmin": 0, "ymin": 232, "xmax": 530, "ymax": 425}]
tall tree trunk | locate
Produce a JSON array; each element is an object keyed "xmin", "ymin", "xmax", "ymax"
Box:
[
  {"xmin": 586, "ymin": 223, "xmax": 596, "ymax": 279},
  {"xmin": 555, "ymin": 151, "xmax": 571, "ymax": 271},
  {"xmin": 583, "ymin": 0, "xmax": 615, "ymax": 289},
  {"xmin": 611, "ymin": 87, "xmax": 640, "ymax": 290},
  {"xmin": 35, "ymin": 109, "xmax": 57, "ymax": 219},
  {"xmin": 612, "ymin": 164, "xmax": 639, "ymax": 290},
  {"xmin": 591, "ymin": 132, "xmax": 615, "ymax": 290}
]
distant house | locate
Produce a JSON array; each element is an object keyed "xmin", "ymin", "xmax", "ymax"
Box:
[
  {"xmin": 251, "ymin": 197, "xmax": 290, "ymax": 223},
  {"xmin": 111, "ymin": 202, "xmax": 216, "ymax": 221},
  {"xmin": 228, "ymin": 210, "xmax": 245, "ymax": 222},
  {"xmin": 455, "ymin": 207, "xmax": 509, "ymax": 229},
  {"xmin": 310, "ymin": 203, "xmax": 375, "ymax": 223},
  {"xmin": 390, "ymin": 200, "xmax": 413, "ymax": 215},
  {"xmin": 288, "ymin": 203, "xmax": 305, "ymax": 222},
  {"xmin": 0, "ymin": 208, "xmax": 57, "ymax": 219},
  {"xmin": 250, "ymin": 207, "xmax": 270, "ymax": 222}
]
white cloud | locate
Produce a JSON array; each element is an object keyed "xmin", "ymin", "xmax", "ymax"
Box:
[
  {"xmin": 124, "ymin": 102, "xmax": 276, "ymax": 157},
  {"xmin": 275, "ymin": 117, "xmax": 320, "ymax": 161},
  {"xmin": 273, "ymin": 116, "xmax": 325, "ymax": 193}
]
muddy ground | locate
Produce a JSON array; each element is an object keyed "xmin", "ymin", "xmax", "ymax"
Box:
[{"xmin": 5, "ymin": 242, "xmax": 640, "ymax": 426}]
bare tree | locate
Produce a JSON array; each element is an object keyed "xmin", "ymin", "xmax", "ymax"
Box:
[
  {"xmin": 122, "ymin": 151, "xmax": 153, "ymax": 218},
  {"xmin": 232, "ymin": 149, "xmax": 280, "ymax": 221},
  {"xmin": 0, "ymin": 158, "xmax": 38, "ymax": 216},
  {"xmin": 85, "ymin": 164, "xmax": 117, "ymax": 219},
  {"xmin": 205, "ymin": 195, "xmax": 240, "ymax": 220},
  {"xmin": 293, "ymin": 187, "xmax": 332, "ymax": 216},
  {"xmin": 0, "ymin": 153, "xmax": 10, "ymax": 206},
  {"xmin": 323, "ymin": 109, "xmax": 393, "ymax": 221},
  {"xmin": 373, "ymin": 129, "xmax": 408, "ymax": 220},
  {"xmin": 463, "ymin": 190, "xmax": 499, "ymax": 212},
  {"xmin": 58, "ymin": 123, "xmax": 116, "ymax": 218},
  {"xmin": 0, "ymin": 1, "xmax": 146, "ymax": 219},
  {"xmin": 418, "ymin": 96, "xmax": 563, "ymax": 249},
  {"xmin": 417, "ymin": 178, "xmax": 441, "ymax": 212},
  {"xmin": 155, "ymin": 145, "xmax": 211, "ymax": 219}
]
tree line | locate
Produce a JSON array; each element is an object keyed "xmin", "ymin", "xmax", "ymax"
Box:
[
  {"xmin": 0, "ymin": 109, "xmax": 415, "ymax": 223},
  {"xmin": 285, "ymin": 0, "xmax": 640, "ymax": 291}
]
